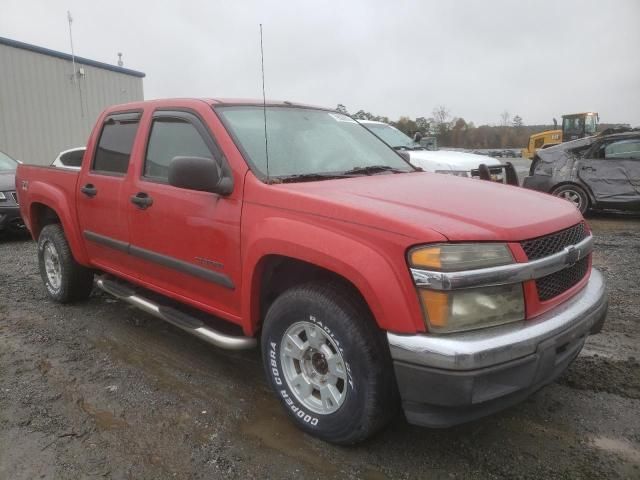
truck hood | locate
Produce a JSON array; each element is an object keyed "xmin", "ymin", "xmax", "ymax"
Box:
[
  {"xmin": 265, "ymin": 172, "xmax": 582, "ymax": 242},
  {"xmin": 407, "ymin": 150, "xmax": 502, "ymax": 172},
  {"xmin": 0, "ymin": 171, "xmax": 16, "ymax": 191}
]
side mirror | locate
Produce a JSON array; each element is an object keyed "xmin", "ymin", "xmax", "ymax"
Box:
[{"xmin": 168, "ymin": 156, "xmax": 233, "ymax": 195}]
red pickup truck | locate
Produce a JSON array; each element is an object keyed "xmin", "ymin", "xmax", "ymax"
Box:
[{"xmin": 16, "ymin": 98, "xmax": 608, "ymax": 444}]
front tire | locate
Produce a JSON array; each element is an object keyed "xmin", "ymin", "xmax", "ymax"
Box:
[
  {"xmin": 552, "ymin": 184, "xmax": 590, "ymax": 214},
  {"xmin": 38, "ymin": 224, "xmax": 94, "ymax": 303},
  {"xmin": 261, "ymin": 282, "xmax": 397, "ymax": 445}
]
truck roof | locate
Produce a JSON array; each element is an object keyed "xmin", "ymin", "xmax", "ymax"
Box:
[{"xmin": 100, "ymin": 98, "xmax": 331, "ymax": 114}]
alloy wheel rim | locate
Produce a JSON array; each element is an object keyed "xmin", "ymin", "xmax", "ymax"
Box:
[
  {"xmin": 558, "ymin": 190, "xmax": 582, "ymax": 209},
  {"xmin": 280, "ymin": 321, "xmax": 348, "ymax": 415},
  {"xmin": 43, "ymin": 241, "xmax": 62, "ymax": 291}
]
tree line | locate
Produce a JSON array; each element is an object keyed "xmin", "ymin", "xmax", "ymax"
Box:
[{"xmin": 336, "ymin": 104, "xmax": 553, "ymax": 149}]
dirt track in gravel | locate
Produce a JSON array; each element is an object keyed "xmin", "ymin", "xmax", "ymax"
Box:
[{"xmin": 1, "ymin": 213, "xmax": 639, "ymax": 479}]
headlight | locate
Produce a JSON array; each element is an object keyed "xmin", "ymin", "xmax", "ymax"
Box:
[
  {"xmin": 409, "ymin": 243, "xmax": 514, "ymax": 271},
  {"xmin": 409, "ymin": 243, "xmax": 524, "ymax": 333},
  {"xmin": 418, "ymin": 284, "xmax": 524, "ymax": 333},
  {"xmin": 0, "ymin": 192, "xmax": 6, "ymax": 200},
  {"xmin": 434, "ymin": 170, "xmax": 469, "ymax": 177}
]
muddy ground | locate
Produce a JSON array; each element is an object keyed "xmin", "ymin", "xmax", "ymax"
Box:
[{"xmin": 1, "ymin": 212, "xmax": 639, "ymax": 480}]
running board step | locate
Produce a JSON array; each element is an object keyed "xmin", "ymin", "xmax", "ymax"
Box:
[{"xmin": 95, "ymin": 277, "xmax": 257, "ymax": 351}]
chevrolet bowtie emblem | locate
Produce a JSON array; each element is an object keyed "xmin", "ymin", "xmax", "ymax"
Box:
[{"xmin": 565, "ymin": 246, "xmax": 580, "ymax": 266}]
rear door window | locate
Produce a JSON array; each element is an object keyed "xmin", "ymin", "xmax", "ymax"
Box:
[
  {"xmin": 92, "ymin": 112, "xmax": 141, "ymax": 174},
  {"xmin": 604, "ymin": 139, "xmax": 640, "ymax": 160}
]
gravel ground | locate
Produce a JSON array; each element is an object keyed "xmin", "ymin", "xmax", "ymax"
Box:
[{"xmin": 1, "ymin": 212, "xmax": 639, "ymax": 480}]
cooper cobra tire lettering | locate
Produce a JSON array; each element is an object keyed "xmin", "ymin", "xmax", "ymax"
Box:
[{"xmin": 271, "ymin": 342, "xmax": 319, "ymax": 425}]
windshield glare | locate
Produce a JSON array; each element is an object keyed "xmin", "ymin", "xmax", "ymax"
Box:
[
  {"xmin": 216, "ymin": 107, "xmax": 413, "ymax": 179},
  {"xmin": 362, "ymin": 122, "xmax": 416, "ymax": 148},
  {"xmin": 0, "ymin": 151, "xmax": 18, "ymax": 172}
]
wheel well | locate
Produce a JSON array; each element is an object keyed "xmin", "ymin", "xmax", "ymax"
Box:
[
  {"xmin": 255, "ymin": 255, "xmax": 373, "ymax": 331},
  {"xmin": 30, "ymin": 203, "xmax": 61, "ymax": 239}
]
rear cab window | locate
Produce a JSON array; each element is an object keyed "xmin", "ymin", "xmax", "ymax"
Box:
[
  {"xmin": 60, "ymin": 150, "xmax": 85, "ymax": 167},
  {"xmin": 92, "ymin": 112, "xmax": 141, "ymax": 175}
]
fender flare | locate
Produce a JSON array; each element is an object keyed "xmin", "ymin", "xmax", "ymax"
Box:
[
  {"xmin": 241, "ymin": 217, "xmax": 425, "ymax": 336},
  {"xmin": 26, "ymin": 181, "xmax": 90, "ymax": 265}
]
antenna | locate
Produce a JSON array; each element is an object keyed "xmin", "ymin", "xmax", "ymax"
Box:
[
  {"xmin": 67, "ymin": 11, "xmax": 84, "ymax": 117},
  {"xmin": 67, "ymin": 11, "xmax": 77, "ymax": 83},
  {"xmin": 259, "ymin": 24, "xmax": 270, "ymax": 182}
]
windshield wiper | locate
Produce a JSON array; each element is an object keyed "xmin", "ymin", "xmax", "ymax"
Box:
[
  {"xmin": 393, "ymin": 145, "xmax": 425, "ymax": 151},
  {"xmin": 341, "ymin": 165, "xmax": 407, "ymax": 175},
  {"xmin": 272, "ymin": 172, "xmax": 351, "ymax": 184}
]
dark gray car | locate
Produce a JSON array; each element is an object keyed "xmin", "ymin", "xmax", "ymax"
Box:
[
  {"xmin": 523, "ymin": 130, "xmax": 640, "ymax": 214},
  {"xmin": 0, "ymin": 151, "xmax": 25, "ymax": 234}
]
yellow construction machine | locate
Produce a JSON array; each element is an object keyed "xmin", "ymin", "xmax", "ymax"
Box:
[{"xmin": 522, "ymin": 112, "xmax": 599, "ymax": 159}]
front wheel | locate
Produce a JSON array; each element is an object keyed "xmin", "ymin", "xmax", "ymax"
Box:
[
  {"xmin": 261, "ymin": 282, "xmax": 397, "ymax": 444},
  {"xmin": 552, "ymin": 184, "xmax": 590, "ymax": 215}
]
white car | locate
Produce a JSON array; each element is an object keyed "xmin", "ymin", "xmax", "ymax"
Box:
[
  {"xmin": 51, "ymin": 147, "xmax": 85, "ymax": 170},
  {"xmin": 359, "ymin": 120, "xmax": 503, "ymax": 177}
]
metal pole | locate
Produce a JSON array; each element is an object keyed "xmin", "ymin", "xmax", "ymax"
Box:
[
  {"xmin": 67, "ymin": 11, "xmax": 84, "ymax": 117},
  {"xmin": 67, "ymin": 11, "xmax": 76, "ymax": 84}
]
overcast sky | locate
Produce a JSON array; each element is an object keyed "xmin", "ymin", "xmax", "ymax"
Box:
[{"xmin": 2, "ymin": 0, "xmax": 639, "ymax": 126}]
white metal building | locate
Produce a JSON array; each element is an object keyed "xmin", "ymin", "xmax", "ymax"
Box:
[{"xmin": 0, "ymin": 36, "xmax": 144, "ymax": 165}]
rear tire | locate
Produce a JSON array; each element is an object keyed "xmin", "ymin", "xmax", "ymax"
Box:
[
  {"xmin": 38, "ymin": 224, "xmax": 94, "ymax": 303},
  {"xmin": 552, "ymin": 184, "xmax": 590, "ymax": 215},
  {"xmin": 261, "ymin": 282, "xmax": 397, "ymax": 445}
]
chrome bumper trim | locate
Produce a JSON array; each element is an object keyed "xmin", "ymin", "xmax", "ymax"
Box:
[
  {"xmin": 411, "ymin": 235, "xmax": 593, "ymax": 290},
  {"xmin": 388, "ymin": 268, "xmax": 606, "ymax": 370}
]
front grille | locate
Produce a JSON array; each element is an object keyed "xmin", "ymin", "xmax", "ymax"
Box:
[
  {"xmin": 536, "ymin": 257, "xmax": 589, "ymax": 301},
  {"xmin": 520, "ymin": 222, "xmax": 588, "ymax": 260},
  {"xmin": 11, "ymin": 192, "xmax": 18, "ymax": 205}
]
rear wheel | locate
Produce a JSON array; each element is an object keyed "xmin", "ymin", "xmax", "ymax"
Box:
[
  {"xmin": 38, "ymin": 224, "xmax": 94, "ymax": 303},
  {"xmin": 552, "ymin": 184, "xmax": 590, "ymax": 214},
  {"xmin": 261, "ymin": 282, "xmax": 397, "ymax": 444}
]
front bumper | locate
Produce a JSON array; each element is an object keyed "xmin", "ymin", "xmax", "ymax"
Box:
[
  {"xmin": 0, "ymin": 205, "xmax": 24, "ymax": 232},
  {"xmin": 388, "ymin": 268, "xmax": 607, "ymax": 427}
]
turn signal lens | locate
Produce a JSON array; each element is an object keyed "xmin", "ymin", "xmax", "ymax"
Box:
[
  {"xmin": 410, "ymin": 246, "xmax": 442, "ymax": 269},
  {"xmin": 409, "ymin": 243, "xmax": 513, "ymax": 272},
  {"xmin": 419, "ymin": 284, "xmax": 525, "ymax": 333}
]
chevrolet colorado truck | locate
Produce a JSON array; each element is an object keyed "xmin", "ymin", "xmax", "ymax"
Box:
[{"xmin": 16, "ymin": 99, "xmax": 608, "ymax": 444}]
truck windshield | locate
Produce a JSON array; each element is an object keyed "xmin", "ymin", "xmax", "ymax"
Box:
[
  {"xmin": 361, "ymin": 122, "xmax": 417, "ymax": 149},
  {"xmin": 0, "ymin": 151, "xmax": 18, "ymax": 172},
  {"xmin": 216, "ymin": 106, "xmax": 414, "ymax": 181}
]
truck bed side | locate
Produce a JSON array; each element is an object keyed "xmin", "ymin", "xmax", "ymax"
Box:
[{"xmin": 16, "ymin": 165, "xmax": 89, "ymax": 265}]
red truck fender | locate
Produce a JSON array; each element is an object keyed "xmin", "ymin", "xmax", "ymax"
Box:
[
  {"xmin": 24, "ymin": 180, "xmax": 90, "ymax": 265},
  {"xmin": 241, "ymin": 216, "xmax": 426, "ymax": 336}
]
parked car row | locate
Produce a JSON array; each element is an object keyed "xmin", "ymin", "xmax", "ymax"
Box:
[{"xmin": 15, "ymin": 98, "xmax": 608, "ymax": 444}]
